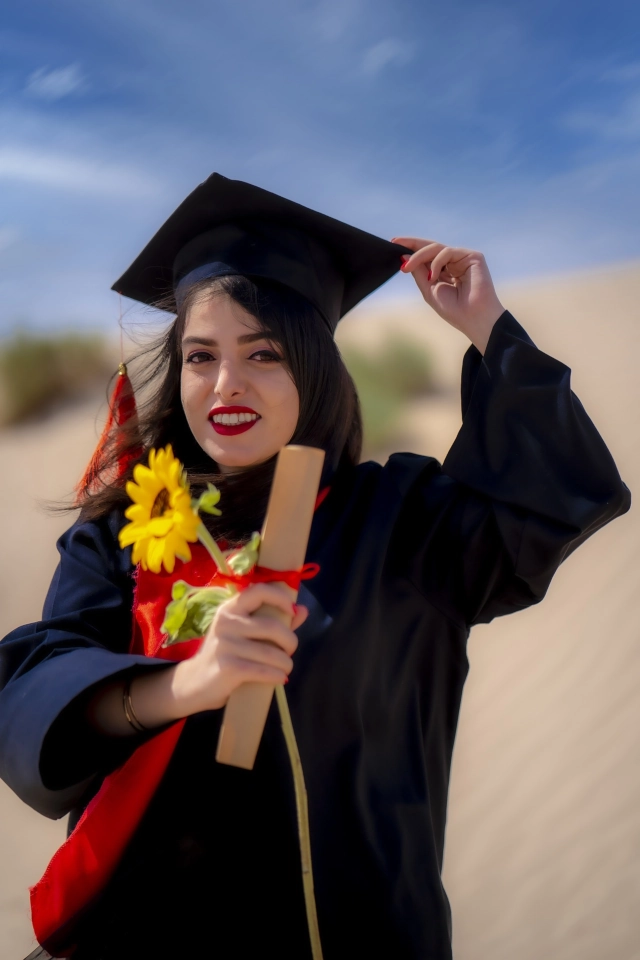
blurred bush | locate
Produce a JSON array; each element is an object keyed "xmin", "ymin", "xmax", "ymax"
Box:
[
  {"xmin": 340, "ymin": 335, "xmax": 434, "ymax": 452},
  {"xmin": 0, "ymin": 331, "xmax": 114, "ymax": 426}
]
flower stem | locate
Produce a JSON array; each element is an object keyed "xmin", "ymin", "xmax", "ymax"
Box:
[
  {"xmin": 275, "ymin": 684, "xmax": 323, "ymax": 960},
  {"xmin": 197, "ymin": 523, "xmax": 232, "ymax": 575}
]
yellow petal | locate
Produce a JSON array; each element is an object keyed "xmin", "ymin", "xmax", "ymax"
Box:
[
  {"xmin": 147, "ymin": 537, "xmax": 167, "ymax": 574},
  {"xmin": 160, "ymin": 545, "xmax": 176, "ymax": 574},
  {"xmin": 147, "ymin": 516, "xmax": 173, "ymax": 537},
  {"xmin": 125, "ymin": 504, "xmax": 150, "ymax": 523},
  {"xmin": 126, "ymin": 483, "xmax": 155, "ymax": 508},
  {"xmin": 177, "ymin": 516, "xmax": 200, "ymax": 539},
  {"xmin": 165, "ymin": 530, "xmax": 192, "ymax": 563},
  {"xmin": 132, "ymin": 538, "xmax": 150, "ymax": 566},
  {"xmin": 119, "ymin": 523, "xmax": 143, "ymax": 548}
]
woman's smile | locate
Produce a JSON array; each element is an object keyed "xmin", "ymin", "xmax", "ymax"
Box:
[{"xmin": 209, "ymin": 404, "xmax": 262, "ymax": 435}]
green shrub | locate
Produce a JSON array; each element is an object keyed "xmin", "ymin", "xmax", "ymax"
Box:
[
  {"xmin": 0, "ymin": 331, "xmax": 114, "ymax": 426},
  {"xmin": 340, "ymin": 335, "xmax": 433, "ymax": 453}
]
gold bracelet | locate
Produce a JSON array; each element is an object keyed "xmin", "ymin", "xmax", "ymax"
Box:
[{"xmin": 123, "ymin": 677, "xmax": 147, "ymax": 732}]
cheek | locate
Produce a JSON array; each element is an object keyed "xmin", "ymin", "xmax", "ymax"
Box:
[
  {"xmin": 270, "ymin": 375, "xmax": 299, "ymax": 432},
  {"xmin": 180, "ymin": 370, "xmax": 209, "ymax": 426}
]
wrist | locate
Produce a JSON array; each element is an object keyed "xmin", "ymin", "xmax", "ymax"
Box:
[
  {"xmin": 129, "ymin": 664, "xmax": 187, "ymax": 728},
  {"xmin": 169, "ymin": 656, "xmax": 222, "ymax": 716},
  {"xmin": 471, "ymin": 301, "xmax": 505, "ymax": 354}
]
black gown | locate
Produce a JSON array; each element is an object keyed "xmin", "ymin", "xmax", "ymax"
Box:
[{"xmin": 0, "ymin": 313, "xmax": 630, "ymax": 960}]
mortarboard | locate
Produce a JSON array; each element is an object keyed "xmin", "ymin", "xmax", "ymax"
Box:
[{"xmin": 112, "ymin": 173, "xmax": 412, "ymax": 333}]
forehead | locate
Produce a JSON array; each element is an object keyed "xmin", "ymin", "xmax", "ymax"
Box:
[{"xmin": 183, "ymin": 293, "xmax": 261, "ymax": 338}]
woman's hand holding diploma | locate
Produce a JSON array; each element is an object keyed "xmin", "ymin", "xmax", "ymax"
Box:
[
  {"xmin": 392, "ymin": 237, "xmax": 505, "ymax": 355},
  {"xmin": 87, "ymin": 583, "xmax": 307, "ymax": 736},
  {"xmin": 174, "ymin": 583, "xmax": 307, "ymax": 711}
]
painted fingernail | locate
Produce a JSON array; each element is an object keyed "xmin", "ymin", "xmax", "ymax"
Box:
[
  {"xmin": 284, "ymin": 676, "xmax": 289, "ymax": 685},
  {"xmin": 292, "ymin": 603, "xmax": 298, "ymax": 615},
  {"xmin": 427, "ymin": 270, "xmax": 432, "ymax": 281}
]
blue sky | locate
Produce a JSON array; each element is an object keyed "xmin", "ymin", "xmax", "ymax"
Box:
[{"xmin": 1, "ymin": 0, "xmax": 639, "ymax": 333}]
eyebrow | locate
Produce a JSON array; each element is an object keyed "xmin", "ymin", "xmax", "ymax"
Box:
[{"xmin": 181, "ymin": 332, "xmax": 268, "ymax": 348}]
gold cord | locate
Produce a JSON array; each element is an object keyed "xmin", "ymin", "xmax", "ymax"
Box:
[{"xmin": 275, "ymin": 684, "xmax": 323, "ymax": 960}]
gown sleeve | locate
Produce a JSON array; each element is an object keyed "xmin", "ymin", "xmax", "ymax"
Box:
[
  {"xmin": 0, "ymin": 511, "xmax": 173, "ymax": 820},
  {"xmin": 397, "ymin": 310, "xmax": 631, "ymax": 627}
]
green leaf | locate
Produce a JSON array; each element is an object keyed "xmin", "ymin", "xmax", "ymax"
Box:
[
  {"xmin": 227, "ymin": 531, "xmax": 261, "ymax": 575},
  {"xmin": 171, "ymin": 580, "xmax": 190, "ymax": 601},
  {"xmin": 161, "ymin": 583, "xmax": 235, "ymax": 645},
  {"xmin": 192, "ymin": 483, "xmax": 222, "ymax": 517}
]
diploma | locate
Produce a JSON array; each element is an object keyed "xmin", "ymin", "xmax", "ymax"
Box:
[{"xmin": 216, "ymin": 444, "xmax": 325, "ymax": 769}]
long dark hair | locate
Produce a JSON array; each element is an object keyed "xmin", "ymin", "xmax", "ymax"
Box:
[{"xmin": 78, "ymin": 275, "xmax": 362, "ymax": 542}]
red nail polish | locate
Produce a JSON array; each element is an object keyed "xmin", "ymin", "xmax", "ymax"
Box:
[
  {"xmin": 284, "ymin": 677, "xmax": 289, "ymax": 684},
  {"xmin": 292, "ymin": 603, "xmax": 298, "ymax": 615},
  {"xmin": 427, "ymin": 270, "xmax": 432, "ymax": 281}
]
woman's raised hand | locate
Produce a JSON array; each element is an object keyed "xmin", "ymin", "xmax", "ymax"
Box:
[
  {"xmin": 173, "ymin": 583, "xmax": 308, "ymax": 714},
  {"xmin": 392, "ymin": 237, "xmax": 506, "ymax": 354}
]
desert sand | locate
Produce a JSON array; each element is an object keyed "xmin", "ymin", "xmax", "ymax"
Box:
[{"xmin": 1, "ymin": 263, "xmax": 638, "ymax": 959}]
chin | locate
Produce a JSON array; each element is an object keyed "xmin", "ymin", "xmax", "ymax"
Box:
[{"xmin": 202, "ymin": 439, "xmax": 274, "ymax": 470}]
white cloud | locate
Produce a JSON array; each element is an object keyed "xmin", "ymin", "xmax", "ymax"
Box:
[
  {"xmin": 0, "ymin": 146, "xmax": 162, "ymax": 198},
  {"xmin": 601, "ymin": 62, "xmax": 640, "ymax": 84},
  {"xmin": 564, "ymin": 89, "xmax": 640, "ymax": 142},
  {"xmin": 361, "ymin": 38, "xmax": 413, "ymax": 77},
  {"xmin": 25, "ymin": 64, "xmax": 86, "ymax": 101}
]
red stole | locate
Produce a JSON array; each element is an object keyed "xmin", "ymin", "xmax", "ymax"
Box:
[
  {"xmin": 30, "ymin": 486, "xmax": 328, "ymax": 955},
  {"xmin": 30, "ymin": 545, "xmax": 219, "ymax": 956}
]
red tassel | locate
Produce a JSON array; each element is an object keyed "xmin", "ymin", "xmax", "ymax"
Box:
[{"xmin": 75, "ymin": 363, "xmax": 138, "ymax": 503}]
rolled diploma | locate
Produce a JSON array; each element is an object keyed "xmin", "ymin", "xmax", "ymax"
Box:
[{"xmin": 215, "ymin": 444, "xmax": 325, "ymax": 769}]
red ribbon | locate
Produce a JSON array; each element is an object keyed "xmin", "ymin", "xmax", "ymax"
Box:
[{"xmin": 213, "ymin": 561, "xmax": 320, "ymax": 592}]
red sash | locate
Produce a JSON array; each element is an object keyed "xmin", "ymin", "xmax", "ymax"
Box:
[
  {"xmin": 29, "ymin": 493, "xmax": 326, "ymax": 956},
  {"xmin": 30, "ymin": 545, "xmax": 218, "ymax": 955}
]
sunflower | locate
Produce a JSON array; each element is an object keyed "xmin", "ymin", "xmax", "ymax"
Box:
[{"xmin": 118, "ymin": 445, "xmax": 201, "ymax": 573}]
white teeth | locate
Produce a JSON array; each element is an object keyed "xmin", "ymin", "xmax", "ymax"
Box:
[{"xmin": 211, "ymin": 411, "xmax": 259, "ymax": 424}]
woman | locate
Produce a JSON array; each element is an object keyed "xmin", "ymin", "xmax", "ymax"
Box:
[{"xmin": 0, "ymin": 174, "xmax": 630, "ymax": 960}]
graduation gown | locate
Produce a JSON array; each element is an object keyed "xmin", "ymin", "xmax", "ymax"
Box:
[{"xmin": 0, "ymin": 313, "xmax": 630, "ymax": 960}]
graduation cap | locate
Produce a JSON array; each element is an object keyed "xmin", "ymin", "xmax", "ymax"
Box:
[{"xmin": 112, "ymin": 172, "xmax": 411, "ymax": 333}]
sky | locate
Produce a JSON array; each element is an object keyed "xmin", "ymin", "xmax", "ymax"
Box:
[{"xmin": 1, "ymin": 0, "xmax": 640, "ymax": 333}]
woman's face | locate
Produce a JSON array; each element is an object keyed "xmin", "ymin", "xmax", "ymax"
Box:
[{"xmin": 180, "ymin": 293, "xmax": 300, "ymax": 471}]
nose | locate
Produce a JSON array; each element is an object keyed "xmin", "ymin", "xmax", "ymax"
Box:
[{"xmin": 214, "ymin": 359, "xmax": 246, "ymax": 403}]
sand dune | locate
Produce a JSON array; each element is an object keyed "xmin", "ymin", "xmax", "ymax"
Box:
[{"xmin": 1, "ymin": 263, "xmax": 638, "ymax": 959}]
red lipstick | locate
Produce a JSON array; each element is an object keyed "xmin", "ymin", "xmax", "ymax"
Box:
[{"xmin": 208, "ymin": 405, "xmax": 261, "ymax": 436}]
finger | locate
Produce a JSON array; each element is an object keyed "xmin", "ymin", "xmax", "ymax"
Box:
[
  {"xmin": 221, "ymin": 635, "xmax": 294, "ymax": 674},
  {"xmin": 430, "ymin": 247, "xmax": 475, "ymax": 283},
  {"xmin": 224, "ymin": 656, "xmax": 289, "ymax": 688},
  {"xmin": 399, "ymin": 242, "xmax": 447, "ymax": 275},
  {"xmin": 291, "ymin": 603, "xmax": 308, "ymax": 631},
  {"xmin": 231, "ymin": 613, "xmax": 299, "ymax": 655},
  {"xmin": 226, "ymin": 582, "xmax": 295, "ymax": 620}
]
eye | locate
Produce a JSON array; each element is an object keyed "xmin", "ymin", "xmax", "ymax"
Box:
[
  {"xmin": 250, "ymin": 348, "xmax": 282, "ymax": 362},
  {"xmin": 184, "ymin": 350, "xmax": 215, "ymax": 364}
]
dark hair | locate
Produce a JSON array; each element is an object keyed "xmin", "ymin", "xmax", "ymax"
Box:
[{"xmin": 77, "ymin": 275, "xmax": 362, "ymax": 542}]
